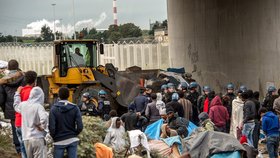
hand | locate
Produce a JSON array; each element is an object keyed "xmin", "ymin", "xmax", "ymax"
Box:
[
  {"xmin": 36, "ymin": 124, "xmax": 44, "ymax": 131},
  {"xmin": 136, "ymin": 112, "xmax": 141, "ymax": 116},
  {"xmin": 239, "ymin": 123, "xmax": 243, "ymax": 130},
  {"xmin": 17, "ymin": 86, "xmax": 23, "ymax": 93},
  {"xmin": 166, "ymin": 126, "xmax": 171, "ymax": 135}
]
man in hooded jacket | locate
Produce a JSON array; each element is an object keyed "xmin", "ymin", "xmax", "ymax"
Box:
[
  {"xmin": 209, "ymin": 96, "xmax": 229, "ymax": 132},
  {"xmin": 14, "ymin": 86, "xmax": 48, "ymax": 158},
  {"xmin": 0, "ymin": 59, "xmax": 24, "ymax": 155},
  {"xmin": 49, "ymin": 87, "xmax": 83, "ymax": 158}
]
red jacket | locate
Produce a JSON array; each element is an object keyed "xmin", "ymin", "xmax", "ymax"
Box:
[
  {"xmin": 15, "ymin": 85, "xmax": 32, "ymax": 127},
  {"xmin": 209, "ymin": 96, "xmax": 229, "ymax": 128}
]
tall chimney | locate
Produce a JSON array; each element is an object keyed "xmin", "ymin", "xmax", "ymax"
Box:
[{"xmin": 113, "ymin": 0, "xmax": 118, "ymax": 26}]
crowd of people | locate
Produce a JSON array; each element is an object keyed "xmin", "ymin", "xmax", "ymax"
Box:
[
  {"xmin": 0, "ymin": 59, "xmax": 280, "ymax": 158},
  {"xmin": 0, "ymin": 60, "xmax": 84, "ymax": 158}
]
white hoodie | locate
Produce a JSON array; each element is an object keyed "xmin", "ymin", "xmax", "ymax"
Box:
[{"xmin": 14, "ymin": 87, "xmax": 48, "ymax": 141}]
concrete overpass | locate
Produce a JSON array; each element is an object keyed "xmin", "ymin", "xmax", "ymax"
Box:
[{"xmin": 168, "ymin": 0, "xmax": 280, "ymax": 95}]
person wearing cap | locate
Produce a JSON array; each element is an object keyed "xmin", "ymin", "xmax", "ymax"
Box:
[
  {"xmin": 230, "ymin": 86, "xmax": 246, "ymax": 138},
  {"xmin": 79, "ymin": 92, "xmax": 98, "ymax": 116},
  {"xmin": 166, "ymin": 93, "xmax": 184, "ymax": 117},
  {"xmin": 145, "ymin": 85, "xmax": 153, "ymax": 103},
  {"xmin": 197, "ymin": 86, "xmax": 212, "ymax": 114},
  {"xmin": 166, "ymin": 107, "xmax": 188, "ymax": 138},
  {"xmin": 263, "ymin": 86, "xmax": 279, "ymax": 112},
  {"xmin": 186, "ymin": 82, "xmax": 200, "ymax": 125},
  {"xmin": 198, "ymin": 112, "xmax": 215, "ymax": 131}
]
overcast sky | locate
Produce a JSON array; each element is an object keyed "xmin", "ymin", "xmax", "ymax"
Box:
[{"xmin": 0, "ymin": 0, "xmax": 167, "ymax": 36}]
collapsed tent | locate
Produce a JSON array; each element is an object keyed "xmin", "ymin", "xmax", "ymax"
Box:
[
  {"xmin": 184, "ymin": 130, "xmax": 246, "ymax": 158},
  {"xmin": 144, "ymin": 119, "xmax": 197, "ymax": 140},
  {"xmin": 144, "ymin": 119, "xmax": 197, "ymax": 157}
]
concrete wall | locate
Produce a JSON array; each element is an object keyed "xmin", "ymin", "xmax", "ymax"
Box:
[{"xmin": 168, "ymin": 0, "xmax": 280, "ymax": 95}]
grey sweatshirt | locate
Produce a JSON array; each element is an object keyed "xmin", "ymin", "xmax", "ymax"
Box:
[{"xmin": 14, "ymin": 87, "xmax": 48, "ymax": 141}]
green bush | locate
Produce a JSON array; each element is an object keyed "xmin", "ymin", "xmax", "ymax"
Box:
[{"xmin": 78, "ymin": 116, "xmax": 107, "ymax": 158}]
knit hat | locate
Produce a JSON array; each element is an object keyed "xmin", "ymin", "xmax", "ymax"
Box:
[
  {"xmin": 198, "ymin": 112, "xmax": 209, "ymax": 122},
  {"xmin": 128, "ymin": 102, "xmax": 136, "ymax": 111},
  {"xmin": 166, "ymin": 107, "xmax": 174, "ymax": 114}
]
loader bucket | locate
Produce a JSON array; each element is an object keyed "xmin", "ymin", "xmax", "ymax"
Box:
[{"xmin": 114, "ymin": 72, "xmax": 141, "ymax": 107}]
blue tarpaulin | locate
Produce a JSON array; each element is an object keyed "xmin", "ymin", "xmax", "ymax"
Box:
[
  {"xmin": 211, "ymin": 151, "xmax": 241, "ymax": 158},
  {"xmin": 187, "ymin": 121, "xmax": 197, "ymax": 137},
  {"xmin": 162, "ymin": 135, "xmax": 183, "ymax": 154},
  {"xmin": 144, "ymin": 119, "xmax": 163, "ymax": 140},
  {"xmin": 144, "ymin": 119, "xmax": 198, "ymax": 140}
]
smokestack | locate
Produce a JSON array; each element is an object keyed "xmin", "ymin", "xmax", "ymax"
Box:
[{"xmin": 113, "ymin": 0, "xmax": 118, "ymax": 26}]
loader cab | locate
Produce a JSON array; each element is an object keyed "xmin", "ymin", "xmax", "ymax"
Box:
[{"xmin": 54, "ymin": 40, "xmax": 98, "ymax": 77}]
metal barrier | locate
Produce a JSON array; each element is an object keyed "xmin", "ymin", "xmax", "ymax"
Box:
[{"xmin": 0, "ymin": 41, "xmax": 170, "ymax": 75}]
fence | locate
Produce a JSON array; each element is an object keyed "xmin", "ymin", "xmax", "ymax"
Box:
[
  {"xmin": 0, "ymin": 43, "xmax": 54, "ymax": 75},
  {"xmin": 0, "ymin": 41, "xmax": 170, "ymax": 75}
]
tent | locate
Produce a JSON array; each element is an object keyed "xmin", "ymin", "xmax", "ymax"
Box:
[{"xmin": 144, "ymin": 119, "xmax": 197, "ymax": 140}]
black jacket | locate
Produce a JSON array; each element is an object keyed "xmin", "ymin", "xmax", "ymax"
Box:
[
  {"xmin": 49, "ymin": 101, "xmax": 83, "ymax": 142},
  {"xmin": 197, "ymin": 95, "xmax": 207, "ymax": 113},
  {"xmin": 168, "ymin": 116, "xmax": 188, "ymax": 138},
  {"xmin": 121, "ymin": 111, "xmax": 138, "ymax": 131},
  {"xmin": 134, "ymin": 94, "xmax": 148, "ymax": 115},
  {"xmin": 263, "ymin": 94, "xmax": 279, "ymax": 111},
  {"xmin": 166, "ymin": 101, "xmax": 184, "ymax": 117},
  {"xmin": 0, "ymin": 75, "xmax": 24, "ymax": 119},
  {"xmin": 243, "ymin": 100, "xmax": 256, "ymax": 123}
]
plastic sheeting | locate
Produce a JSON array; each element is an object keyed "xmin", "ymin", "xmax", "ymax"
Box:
[
  {"xmin": 162, "ymin": 135, "xmax": 183, "ymax": 154},
  {"xmin": 184, "ymin": 131, "xmax": 245, "ymax": 158},
  {"xmin": 211, "ymin": 151, "xmax": 241, "ymax": 158},
  {"xmin": 187, "ymin": 121, "xmax": 197, "ymax": 137},
  {"xmin": 144, "ymin": 119, "xmax": 163, "ymax": 140},
  {"xmin": 144, "ymin": 119, "xmax": 198, "ymax": 140}
]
